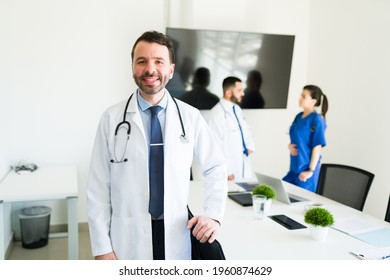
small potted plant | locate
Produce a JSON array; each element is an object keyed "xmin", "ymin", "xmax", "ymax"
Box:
[
  {"xmin": 304, "ymin": 207, "xmax": 335, "ymax": 241},
  {"xmin": 252, "ymin": 184, "xmax": 276, "ymax": 214}
]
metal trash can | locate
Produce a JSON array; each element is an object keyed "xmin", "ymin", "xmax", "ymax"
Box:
[{"xmin": 19, "ymin": 206, "xmax": 51, "ymax": 249}]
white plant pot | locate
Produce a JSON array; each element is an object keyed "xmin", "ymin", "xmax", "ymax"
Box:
[{"xmin": 310, "ymin": 225, "xmax": 329, "ymax": 241}]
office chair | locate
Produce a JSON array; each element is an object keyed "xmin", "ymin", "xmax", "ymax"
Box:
[
  {"xmin": 316, "ymin": 164, "xmax": 374, "ymax": 211},
  {"xmin": 385, "ymin": 195, "xmax": 390, "ymax": 223}
]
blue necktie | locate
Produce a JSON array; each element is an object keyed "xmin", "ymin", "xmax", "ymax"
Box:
[
  {"xmin": 149, "ymin": 106, "xmax": 164, "ymax": 218},
  {"xmin": 233, "ymin": 105, "xmax": 249, "ymax": 157}
]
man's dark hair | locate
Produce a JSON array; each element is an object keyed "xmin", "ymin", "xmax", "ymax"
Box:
[
  {"xmin": 223, "ymin": 76, "xmax": 242, "ymax": 92},
  {"xmin": 131, "ymin": 30, "xmax": 175, "ymax": 64}
]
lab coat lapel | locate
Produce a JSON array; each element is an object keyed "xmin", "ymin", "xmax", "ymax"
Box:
[
  {"xmin": 164, "ymin": 96, "xmax": 175, "ymax": 140},
  {"xmin": 164, "ymin": 95, "xmax": 183, "ymax": 161},
  {"xmin": 126, "ymin": 92, "xmax": 146, "ymax": 142},
  {"xmin": 220, "ymin": 98, "xmax": 234, "ymax": 117}
]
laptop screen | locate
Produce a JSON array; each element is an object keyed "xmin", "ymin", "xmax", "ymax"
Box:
[{"xmin": 255, "ymin": 172, "xmax": 308, "ymax": 204}]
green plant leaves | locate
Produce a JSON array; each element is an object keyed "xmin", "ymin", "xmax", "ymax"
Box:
[
  {"xmin": 252, "ymin": 184, "xmax": 276, "ymax": 200},
  {"xmin": 304, "ymin": 207, "xmax": 335, "ymax": 227}
]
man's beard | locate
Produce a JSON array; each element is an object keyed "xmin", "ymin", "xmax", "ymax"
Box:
[
  {"xmin": 230, "ymin": 95, "xmax": 240, "ymax": 104},
  {"xmin": 133, "ymin": 73, "xmax": 167, "ymax": 95}
]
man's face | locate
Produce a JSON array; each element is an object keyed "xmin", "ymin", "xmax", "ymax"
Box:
[
  {"xmin": 229, "ymin": 81, "xmax": 244, "ymax": 104},
  {"xmin": 132, "ymin": 41, "xmax": 175, "ymax": 95}
]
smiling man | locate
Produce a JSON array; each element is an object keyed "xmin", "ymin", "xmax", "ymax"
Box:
[{"xmin": 87, "ymin": 30, "xmax": 227, "ymax": 260}]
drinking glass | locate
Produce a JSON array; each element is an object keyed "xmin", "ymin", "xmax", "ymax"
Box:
[{"xmin": 252, "ymin": 194, "xmax": 267, "ymax": 220}]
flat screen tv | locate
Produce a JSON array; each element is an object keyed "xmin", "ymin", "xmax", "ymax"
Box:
[{"xmin": 166, "ymin": 27, "xmax": 295, "ymax": 109}]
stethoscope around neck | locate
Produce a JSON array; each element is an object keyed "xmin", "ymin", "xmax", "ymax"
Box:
[{"xmin": 110, "ymin": 92, "xmax": 188, "ymax": 163}]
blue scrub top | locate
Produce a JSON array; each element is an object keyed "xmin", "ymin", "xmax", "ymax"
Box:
[{"xmin": 283, "ymin": 112, "xmax": 327, "ymax": 192}]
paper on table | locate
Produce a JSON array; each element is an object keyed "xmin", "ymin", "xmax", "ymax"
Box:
[
  {"xmin": 351, "ymin": 246, "xmax": 390, "ymax": 260},
  {"xmin": 332, "ymin": 217, "xmax": 382, "ymax": 235},
  {"xmin": 353, "ymin": 228, "xmax": 390, "ymax": 247}
]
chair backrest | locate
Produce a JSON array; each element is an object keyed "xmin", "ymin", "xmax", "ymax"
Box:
[
  {"xmin": 385, "ymin": 195, "xmax": 390, "ymax": 223},
  {"xmin": 316, "ymin": 164, "xmax": 374, "ymax": 211}
]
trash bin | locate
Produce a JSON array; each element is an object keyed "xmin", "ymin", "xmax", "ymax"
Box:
[{"xmin": 19, "ymin": 206, "xmax": 51, "ymax": 249}]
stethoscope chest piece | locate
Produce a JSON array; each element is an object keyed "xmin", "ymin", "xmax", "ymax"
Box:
[{"xmin": 180, "ymin": 135, "xmax": 189, "ymax": 144}]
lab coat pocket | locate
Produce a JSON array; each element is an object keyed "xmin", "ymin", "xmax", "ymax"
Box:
[{"xmin": 111, "ymin": 216, "xmax": 135, "ymax": 259}]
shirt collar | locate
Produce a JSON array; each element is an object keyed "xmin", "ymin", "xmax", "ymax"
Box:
[
  {"xmin": 220, "ymin": 98, "xmax": 237, "ymax": 111},
  {"xmin": 137, "ymin": 89, "xmax": 168, "ymax": 112}
]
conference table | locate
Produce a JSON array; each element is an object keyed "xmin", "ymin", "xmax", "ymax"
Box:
[
  {"xmin": 188, "ymin": 180, "xmax": 390, "ymax": 260},
  {"xmin": 0, "ymin": 166, "xmax": 78, "ymax": 260}
]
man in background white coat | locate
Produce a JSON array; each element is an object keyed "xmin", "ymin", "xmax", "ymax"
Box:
[{"xmin": 208, "ymin": 76, "xmax": 256, "ymax": 182}]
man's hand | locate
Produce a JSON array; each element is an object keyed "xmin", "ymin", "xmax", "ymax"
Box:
[
  {"xmin": 95, "ymin": 252, "xmax": 117, "ymax": 260},
  {"xmin": 187, "ymin": 215, "xmax": 220, "ymax": 243},
  {"xmin": 227, "ymin": 174, "xmax": 235, "ymax": 181}
]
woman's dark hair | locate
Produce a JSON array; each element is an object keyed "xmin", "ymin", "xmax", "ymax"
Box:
[
  {"xmin": 131, "ymin": 30, "xmax": 175, "ymax": 64},
  {"xmin": 304, "ymin": 85, "xmax": 328, "ymax": 119}
]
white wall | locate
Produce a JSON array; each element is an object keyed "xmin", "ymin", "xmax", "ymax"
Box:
[
  {"xmin": 1, "ymin": 0, "xmax": 389, "ymax": 253},
  {"xmin": 0, "ymin": 0, "xmax": 166, "ymax": 248},
  {"xmin": 307, "ymin": 0, "xmax": 390, "ymax": 219},
  {"xmin": 0, "ymin": 48, "xmax": 13, "ymax": 252}
]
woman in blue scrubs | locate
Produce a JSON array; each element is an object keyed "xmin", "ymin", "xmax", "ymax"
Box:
[{"xmin": 283, "ymin": 85, "xmax": 329, "ymax": 193}]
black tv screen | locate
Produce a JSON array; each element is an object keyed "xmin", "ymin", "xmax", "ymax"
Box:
[{"xmin": 166, "ymin": 27, "xmax": 295, "ymax": 109}]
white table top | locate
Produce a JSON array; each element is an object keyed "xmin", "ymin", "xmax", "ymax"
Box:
[
  {"xmin": 189, "ymin": 180, "xmax": 390, "ymax": 260},
  {"xmin": 0, "ymin": 166, "xmax": 78, "ymax": 202}
]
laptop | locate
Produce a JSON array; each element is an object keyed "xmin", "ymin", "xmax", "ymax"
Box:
[{"xmin": 255, "ymin": 172, "xmax": 309, "ymax": 204}]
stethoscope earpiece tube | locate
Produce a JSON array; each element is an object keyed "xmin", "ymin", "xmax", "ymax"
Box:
[{"xmin": 171, "ymin": 94, "xmax": 187, "ymax": 141}]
